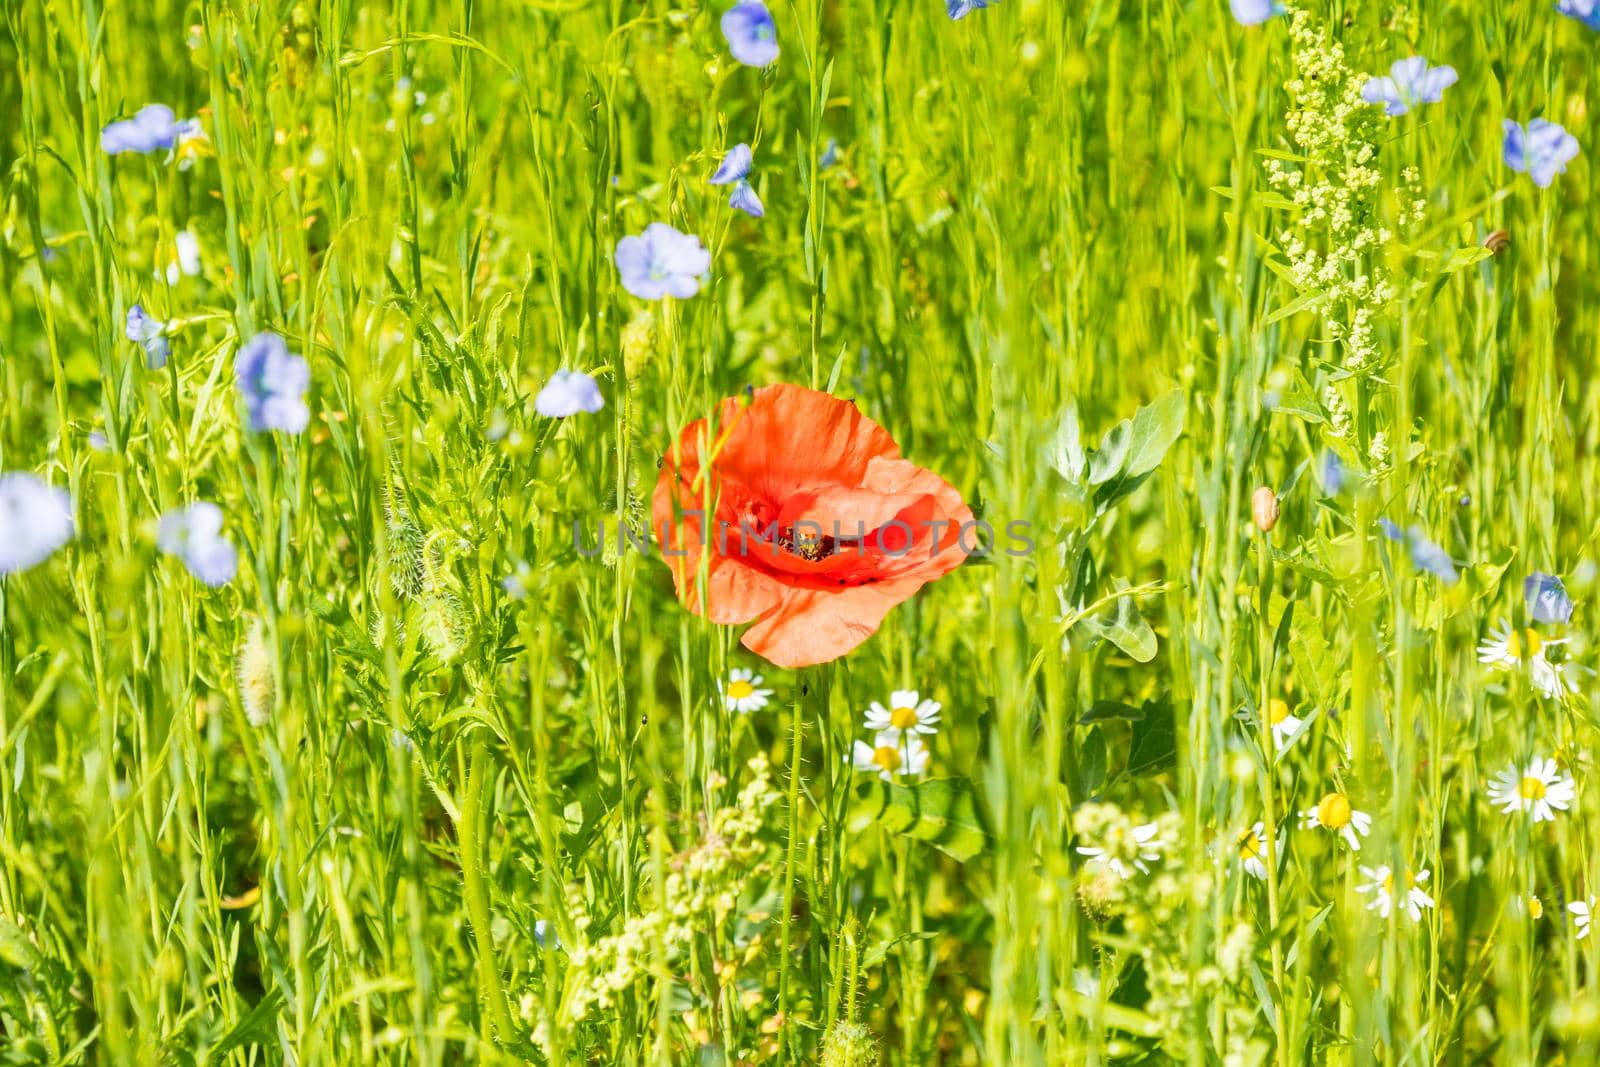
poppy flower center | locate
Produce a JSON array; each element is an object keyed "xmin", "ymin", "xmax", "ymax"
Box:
[
  {"xmin": 872, "ymin": 745, "xmax": 901, "ymax": 771},
  {"xmin": 774, "ymin": 524, "xmax": 839, "ymax": 561},
  {"xmin": 890, "ymin": 705, "xmax": 919, "ymax": 730},
  {"xmin": 1316, "ymin": 793, "xmax": 1352, "ymax": 829},
  {"xmin": 1519, "ymin": 775, "xmax": 1547, "ymax": 800},
  {"xmin": 727, "ymin": 680, "xmax": 754, "ymax": 699}
]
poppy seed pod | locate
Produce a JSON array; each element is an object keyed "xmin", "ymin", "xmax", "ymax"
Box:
[{"xmin": 1251, "ymin": 486, "xmax": 1280, "ymax": 532}]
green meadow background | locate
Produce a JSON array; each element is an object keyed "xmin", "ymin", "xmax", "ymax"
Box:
[{"xmin": 2, "ymin": 0, "xmax": 1599, "ymax": 1062}]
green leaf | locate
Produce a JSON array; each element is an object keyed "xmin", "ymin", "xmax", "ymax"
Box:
[
  {"xmin": 1088, "ymin": 389, "xmax": 1186, "ymax": 510},
  {"xmin": 1285, "ymin": 903, "xmax": 1335, "ymax": 971},
  {"xmin": 1088, "ymin": 419, "xmax": 1131, "ymax": 486},
  {"xmin": 1439, "ymin": 245, "xmax": 1494, "ymax": 274},
  {"xmin": 1048, "ymin": 405, "xmax": 1087, "ymax": 484},
  {"xmin": 0, "ymin": 917, "xmax": 41, "ymax": 970},
  {"xmin": 1126, "ymin": 696, "xmax": 1176, "ymax": 777},
  {"xmin": 1289, "ymin": 606, "xmax": 1338, "ymax": 710},
  {"xmin": 1084, "ymin": 588, "xmax": 1158, "ymax": 663},
  {"xmin": 825, "ymin": 344, "xmax": 849, "ymax": 393},
  {"xmin": 861, "ymin": 931, "xmax": 938, "ymax": 971},
  {"xmin": 1268, "ymin": 370, "xmax": 1327, "ymax": 425},
  {"xmin": 1123, "ymin": 389, "xmax": 1187, "ymax": 479},
  {"xmin": 847, "ymin": 776, "xmax": 987, "ymax": 861},
  {"xmin": 1079, "ymin": 700, "xmax": 1144, "ymax": 724},
  {"xmin": 1264, "ymin": 289, "xmax": 1328, "ymax": 326},
  {"xmin": 1077, "ymin": 724, "xmax": 1108, "ymax": 797},
  {"xmin": 210, "ymin": 988, "xmax": 285, "ymax": 1059}
]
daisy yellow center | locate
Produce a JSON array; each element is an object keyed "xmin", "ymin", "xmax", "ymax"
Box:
[
  {"xmin": 1529, "ymin": 896, "xmax": 1544, "ymax": 919},
  {"xmin": 1382, "ymin": 872, "xmax": 1395, "ymax": 894},
  {"xmin": 890, "ymin": 705, "xmax": 919, "ymax": 730},
  {"xmin": 1316, "ymin": 793, "xmax": 1353, "ymax": 830},
  {"xmin": 1268, "ymin": 699, "xmax": 1291, "ymax": 726},
  {"xmin": 1238, "ymin": 830, "xmax": 1263, "ymax": 860},
  {"xmin": 1518, "ymin": 776, "xmax": 1547, "ymax": 801},
  {"xmin": 872, "ymin": 746, "xmax": 902, "ymax": 772},
  {"xmin": 1507, "ymin": 629, "xmax": 1542, "ymax": 658},
  {"xmin": 727, "ymin": 680, "xmax": 754, "ymax": 700}
]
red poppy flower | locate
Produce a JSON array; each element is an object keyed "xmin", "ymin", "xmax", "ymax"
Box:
[{"xmin": 653, "ymin": 384, "xmax": 973, "ymax": 667}]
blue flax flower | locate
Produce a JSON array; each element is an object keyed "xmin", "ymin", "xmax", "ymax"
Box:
[
  {"xmin": 1362, "ymin": 57, "xmax": 1458, "ymax": 116},
  {"xmin": 1231, "ymin": 0, "xmax": 1286, "ymax": 24},
  {"xmin": 1378, "ymin": 519, "xmax": 1458, "ymax": 583},
  {"xmin": 102, "ymin": 105, "xmax": 202, "ymax": 156},
  {"xmin": 722, "ymin": 2, "xmax": 778, "ymax": 67},
  {"xmin": 1503, "ymin": 119, "xmax": 1580, "ymax": 188},
  {"xmin": 126, "ymin": 304, "xmax": 170, "ymax": 369},
  {"xmin": 536, "ymin": 370, "xmax": 605, "ymax": 418},
  {"xmin": 1405, "ymin": 526, "xmax": 1458, "ymax": 584},
  {"xmin": 1525, "ymin": 573, "xmax": 1575, "ymax": 624},
  {"xmin": 0, "ymin": 473, "xmax": 73, "ymax": 575},
  {"xmin": 236, "ymin": 331, "xmax": 311, "ymax": 433},
  {"xmin": 709, "ymin": 143, "xmax": 765, "ymax": 218},
  {"xmin": 614, "ymin": 224, "xmax": 712, "ymax": 301},
  {"xmin": 1318, "ymin": 450, "xmax": 1347, "ymax": 496},
  {"xmin": 158, "ymin": 502, "xmax": 238, "ymax": 586},
  {"xmin": 1559, "ymin": 0, "xmax": 1600, "ymax": 30},
  {"xmin": 948, "ymin": 0, "xmax": 997, "ymax": 18}
]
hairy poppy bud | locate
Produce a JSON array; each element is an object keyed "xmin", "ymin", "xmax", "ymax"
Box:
[
  {"xmin": 236, "ymin": 620, "xmax": 276, "ymax": 727},
  {"xmin": 821, "ymin": 1022, "xmax": 878, "ymax": 1067},
  {"xmin": 1251, "ymin": 486, "xmax": 1280, "ymax": 532}
]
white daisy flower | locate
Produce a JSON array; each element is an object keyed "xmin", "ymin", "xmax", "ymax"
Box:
[
  {"xmin": 1571, "ymin": 897, "xmax": 1595, "ymax": 940},
  {"xmin": 1477, "ymin": 620, "xmax": 1576, "ymax": 699},
  {"xmin": 1356, "ymin": 865, "xmax": 1435, "ymax": 922},
  {"xmin": 157, "ymin": 228, "xmax": 203, "ymax": 285},
  {"xmin": 1265, "ymin": 698, "xmax": 1304, "ymax": 750},
  {"xmin": 721, "ymin": 667, "xmax": 773, "ymax": 714},
  {"xmin": 1486, "ymin": 756, "xmax": 1575, "ymax": 822},
  {"xmin": 850, "ymin": 729, "xmax": 930, "ymax": 782},
  {"xmin": 1236, "ymin": 821, "xmax": 1278, "ymax": 881},
  {"xmin": 863, "ymin": 689, "xmax": 942, "ymax": 735},
  {"xmin": 1298, "ymin": 792, "xmax": 1373, "ymax": 851},
  {"xmin": 1077, "ymin": 821, "xmax": 1163, "ymax": 880}
]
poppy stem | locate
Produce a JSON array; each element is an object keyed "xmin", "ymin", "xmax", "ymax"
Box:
[
  {"xmin": 460, "ymin": 733, "xmax": 516, "ymax": 1045},
  {"xmin": 777, "ymin": 665, "xmax": 810, "ymax": 1059}
]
